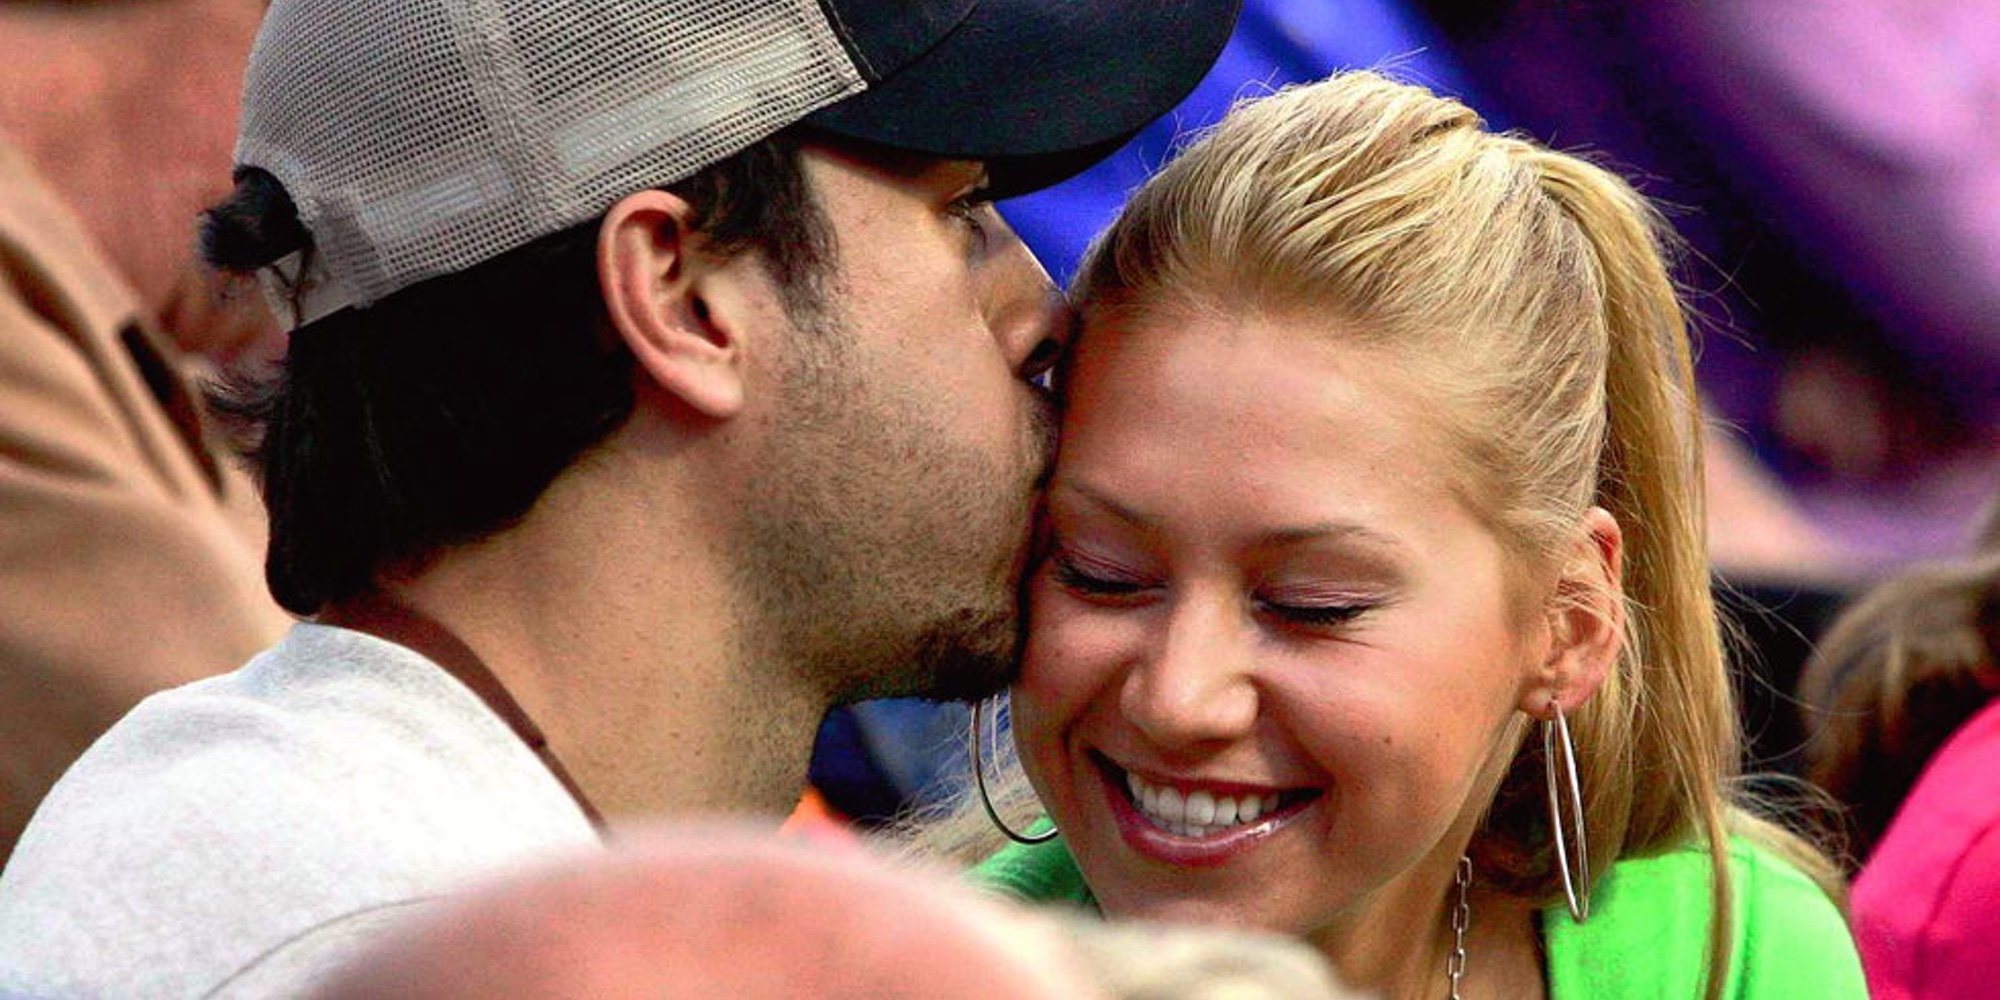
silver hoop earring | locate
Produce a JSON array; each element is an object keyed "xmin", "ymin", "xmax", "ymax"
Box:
[
  {"xmin": 1544, "ymin": 701, "xmax": 1591, "ymax": 922},
  {"xmin": 969, "ymin": 697, "xmax": 1058, "ymax": 846}
]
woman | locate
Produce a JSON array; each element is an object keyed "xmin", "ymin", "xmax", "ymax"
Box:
[
  {"xmin": 1800, "ymin": 499, "xmax": 2000, "ymax": 998},
  {"xmin": 935, "ymin": 72, "xmax": 1864, "ymax": 999}
]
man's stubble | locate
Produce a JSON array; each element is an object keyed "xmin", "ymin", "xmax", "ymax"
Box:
[{"xmin": 732, "ymin": 301, "xmax": 1049, "ymax": 709}]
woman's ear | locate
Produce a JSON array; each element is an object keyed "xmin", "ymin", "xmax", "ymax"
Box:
[
  {"xmin": 598, "ymin": 189, "xmax": 745, "ymax": 419},
  {"xmin": 1522, "ymin": 507, "xmax": 1625, "ymax": 719}
]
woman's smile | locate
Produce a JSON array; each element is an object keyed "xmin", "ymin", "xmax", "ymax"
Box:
[{"xmin": 1088, "ymin": 750, "xmax": 1326, "ymax": 866}]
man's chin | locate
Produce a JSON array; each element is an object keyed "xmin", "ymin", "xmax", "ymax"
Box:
[{"xmin": 839, "ymin": 606, "xmax": 1020, "ymax": 704}]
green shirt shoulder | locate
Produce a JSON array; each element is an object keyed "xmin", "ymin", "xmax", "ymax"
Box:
[
  {"xmin": 970, "ymin": 830, "xmax": 1094, "ymax": 906},
  {"xmin": 1545, "ymin": 836, "xmax": 1864, "ymax": 1000},
  {"xmin": 973, "ymin": 835, "xmax": 1863, "ymax": 999}
]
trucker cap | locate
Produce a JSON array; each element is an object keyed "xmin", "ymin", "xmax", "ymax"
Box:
[{"xmin": 236, "ymin": 0, "xmax": 1242, "ymax": 327}]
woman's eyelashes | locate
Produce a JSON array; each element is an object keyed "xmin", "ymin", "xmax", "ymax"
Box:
[
  {"xmin": 1048, "ymin": 541, "xmax": 1383, "ymax": 629},
  {"xmin": 1254, "ymin": 581, "xmax": 1384, "ymax": 632},
  {"xmin": 1254, "ymin": 598, "xmax": 1375, "ymax": 630},
  {"xmin": 1050, "ymin": 549, "xmax": 1153, "ymax": 599}
]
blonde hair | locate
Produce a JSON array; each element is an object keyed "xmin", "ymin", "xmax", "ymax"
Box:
[{"xmin": 909, "ymin": 71, "xmax": 1839, "ymax": 997}]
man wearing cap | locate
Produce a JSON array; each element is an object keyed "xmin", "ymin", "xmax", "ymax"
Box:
[{"xmin": 0, "ymin": 0, "xmax": 1238, "ymax": 995}]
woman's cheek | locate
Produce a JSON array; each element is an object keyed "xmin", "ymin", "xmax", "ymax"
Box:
[
  {"xmin": 1017, "ymin": 595, "xmax": 1099, "ymax": 724},
  {"xmin": 1021, "ymin": 580, "xmax": 1151, "ymax": 713},
  {"xmin": 1015, "ymin": 597, "xmax": 1130, "ymax": 817}
]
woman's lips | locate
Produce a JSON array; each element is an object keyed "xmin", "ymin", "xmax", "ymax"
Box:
[{"xmin": 1091, "ymin": 752, "xmax": 1323, "ymax": 868}]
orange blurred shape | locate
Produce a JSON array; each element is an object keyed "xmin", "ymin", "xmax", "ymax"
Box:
[{"xmin": 781, "ymin": 786, "xmax": 858, "ymax": 848}]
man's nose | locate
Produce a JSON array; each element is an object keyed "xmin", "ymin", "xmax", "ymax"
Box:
[
  {"xmin": 985, "ymin": 216, "xmax": 1071, "ymax": 381},
  {"xmin": 1119, "ymin": 593, "xmax": 1259, "ymax": 752}
]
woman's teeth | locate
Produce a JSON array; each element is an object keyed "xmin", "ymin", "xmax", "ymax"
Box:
[{"xmin": 1126, "ymin": 771, "xmax": 1281, "ymax": 837}]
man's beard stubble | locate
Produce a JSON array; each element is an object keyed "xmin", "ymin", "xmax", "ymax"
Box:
[
  {"xmin": 867, "ymin": 394, "xmax": 1055, "ymax": 705},
  {"xmin": 731, "ymin": 308, "xmax": 1054, "ymax": 709}
]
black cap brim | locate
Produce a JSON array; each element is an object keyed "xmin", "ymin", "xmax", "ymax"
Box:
[{"xmin": 806, "ymin": 0, "xmax": 1243, "ymax": 199}]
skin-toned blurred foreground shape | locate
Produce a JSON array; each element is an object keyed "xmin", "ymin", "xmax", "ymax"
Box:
[
  {"xmin": 931, "ymin": 70, "xmax": 1865, "ymax": 1000},
  {"xmin": 310, "ymin": 829, "xmax": 1354, "ymax": 1000},
  {"xmin": 0, "ymin": 0, "xmax": 290, "ymax": 866}
]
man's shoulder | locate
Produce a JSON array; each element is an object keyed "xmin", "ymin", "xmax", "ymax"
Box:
[
  {"xmin": 0, "ymin": 623, "xmax": 598, "ymax": 998},
  {"xmin": 22, "ymin": 622, "xmax": 561, "ymax": 811}
]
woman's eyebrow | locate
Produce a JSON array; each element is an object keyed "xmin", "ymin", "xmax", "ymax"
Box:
[
  {"xmin": 1057, "ymin": 480, "xmax": 1157, "ymax": 529},
  {"xmin": 1059, "ymin": 480, "xmax": 1404, "ymax": 553},
  {"xmin": 1251, "ymin": 522, "xmax": 1405, "ymax": 552}
]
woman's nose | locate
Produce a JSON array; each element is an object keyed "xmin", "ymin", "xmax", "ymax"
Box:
[{"xmin": 1118, "ymin": 594, "xmax": 1259, "ymax": 752}]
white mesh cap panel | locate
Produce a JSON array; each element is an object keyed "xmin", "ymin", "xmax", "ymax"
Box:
[{"xmin": 235, "ymin": 0, "xmax": 866, "ymax": 324}]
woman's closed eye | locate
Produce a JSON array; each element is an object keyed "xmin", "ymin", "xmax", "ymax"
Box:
[
  {"xmin": 1254, "ymin": 598, "xmax": 1374, "ymax": 629},
  {"xmin": 1049, "ymin": 549, "xmax": 1154, "ymax": 601},
  {"xmin": 1252, "ymin": 581, "xmax": 1386, "ymax": 632}
]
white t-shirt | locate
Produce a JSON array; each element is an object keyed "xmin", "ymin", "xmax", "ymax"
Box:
[{"xmin": 0, "ymin": 624, "xmax": 600, "ymax": 998}]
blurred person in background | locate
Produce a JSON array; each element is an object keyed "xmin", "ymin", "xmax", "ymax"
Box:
[
  {"xmin": 0, "ymin": 0, "xmax": 290, "ymax": 865},
  {"xmin": 1800, "ymin": 498, "xmax": 2000, "ymax": 999}
]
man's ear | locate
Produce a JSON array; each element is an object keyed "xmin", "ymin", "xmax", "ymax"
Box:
[
  {"xmin": 1521, "ymin": 507, "xmax": 1625, "ymax": 719},
  {"xmin": 598, "ymin": 190, "xmax": 744, "ymax": 418}
]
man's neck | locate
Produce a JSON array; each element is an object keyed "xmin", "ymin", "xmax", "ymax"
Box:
[{"xmin": 321, "ymin": 480, "xmax": 829, "ymax": 827}]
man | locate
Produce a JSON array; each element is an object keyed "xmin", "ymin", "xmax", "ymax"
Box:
[
  {"xmin": 0, "ymin": 0, "xmax": 1239, "ymax": 995},
  {"xmin": 0, "ymin": 0, "xmax": 291, "ymax": 865}
]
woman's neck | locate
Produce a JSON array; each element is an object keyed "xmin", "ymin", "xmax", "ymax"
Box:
[{"xmin": 1310, "ymin": 871, "xmax": 1548, "ymax": 1000}]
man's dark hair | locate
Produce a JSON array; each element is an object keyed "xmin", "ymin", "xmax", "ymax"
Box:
[{"xmin": 203, "ymin": 130, "xmax": 832, "ymax": 616}]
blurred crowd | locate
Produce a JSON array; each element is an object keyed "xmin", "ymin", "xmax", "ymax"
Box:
[{"xmin": 0, "ymin": 0, "xmax": 1993, "ymax": 997}]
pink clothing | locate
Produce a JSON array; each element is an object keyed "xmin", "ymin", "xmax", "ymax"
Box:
[{"xmin": 1853, "ymin": 696, "xmax": 2000, "ymax": 998}]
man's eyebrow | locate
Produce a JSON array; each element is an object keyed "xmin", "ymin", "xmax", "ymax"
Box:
[
  {"xmin": 941, "ymin": 161, "xmax": 991, "ymax": 196},
  {"xmin": 1061, "ymin": 479, "xmax": 1405, "ymax": 552},
  {"xmin": 856, "ymin": 149, "xmax": 984, "ymax": 188}
]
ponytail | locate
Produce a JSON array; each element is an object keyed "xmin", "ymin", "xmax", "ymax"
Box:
[{"xmin": 1532, "ymin": 154, "xmax": 1748, "ymax": 994}]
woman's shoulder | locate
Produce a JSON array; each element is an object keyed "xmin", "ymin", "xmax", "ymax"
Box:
[
  {"xmin": 968, "ymin": 834, "xmax": 1095, "ymax": 906},
  {"xmin": 1546, "ymin": 835, "xmax": 1864, "ymax": 1000},
  {"xmin": 1716, "ymin": 836, "xmax": 1866, "ymax": 998}
]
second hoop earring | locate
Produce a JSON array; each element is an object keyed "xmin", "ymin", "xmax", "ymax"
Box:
[
  {"xmin": 1544, "ymin": 700, "xmax": 1591, "ymax": 922},
  {"xmin": 969, "ymin": 697, "xmax": 1058, "ymax": 846}
]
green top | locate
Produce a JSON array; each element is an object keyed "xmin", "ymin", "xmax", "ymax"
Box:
[{"xmin": 971, "ymin": 834, "xmax": 1865, "ymax": 999}]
